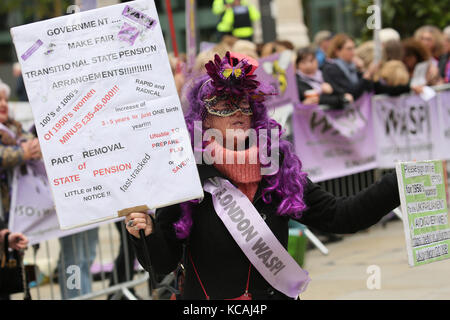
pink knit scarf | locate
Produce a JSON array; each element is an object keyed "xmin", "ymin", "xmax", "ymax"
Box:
[{"xmin": 208, "ymin": 140, "xmax": 262, "ymax": 202}]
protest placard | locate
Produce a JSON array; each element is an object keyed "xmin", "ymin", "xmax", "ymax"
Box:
[
  {"xmin": 396, "ymin": 160, "xmax": 450, "ymax": 266},
  {"xmin": 10, "ymin": 0, "xmax": 203, "ymax": 230}
]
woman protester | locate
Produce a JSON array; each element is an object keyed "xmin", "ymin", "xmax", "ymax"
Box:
[
  {"xmin": 295, "ymin": 47, "xmax": 353, "ymax": 109},
  {"xmin": 125, "ymin": 52, "xmax": 400, "ymax": 300}
]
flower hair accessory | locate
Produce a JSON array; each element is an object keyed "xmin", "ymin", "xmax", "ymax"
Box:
[{"xmin": 202, "ymin": 51, "xmax": 276, "ymax": 104}]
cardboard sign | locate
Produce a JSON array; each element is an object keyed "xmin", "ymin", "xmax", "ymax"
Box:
[
  {"xmin": 396, "ymin": 160, "xmax": 450, "ymax": 266},
  {"xmin": 10, "ymin": 0, "xmax": 203, "ymax": 229}
]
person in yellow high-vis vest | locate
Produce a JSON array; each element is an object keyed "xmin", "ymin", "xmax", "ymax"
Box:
[{"xmin": 212, "ymin": 0, "xmax": 260, "ymax": 41}]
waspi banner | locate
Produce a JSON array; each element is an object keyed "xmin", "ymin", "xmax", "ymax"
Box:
[
  {"xmin": 292, "ymin": 93, "xmax": 376, "ymax": 182},
  {"xmin": 293, "ymin": 87, "xmax": 450, "ymax": 181},
  {"xmin": 372, "ymin": 88, "xmax": 450, "ymax": 168}
]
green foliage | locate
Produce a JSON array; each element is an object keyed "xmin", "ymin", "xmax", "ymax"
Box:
[{"xmin": 352, "ymin": 0, "xmax": 450, "ymax": 41}]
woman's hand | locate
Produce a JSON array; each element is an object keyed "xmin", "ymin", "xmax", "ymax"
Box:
[
  {"xmin": 363, "ymin": 62, "xmax": 380, "ymax": 80},
  {"xmin": 302, "ymin": 96, "xmax": 320, "ymax": 105},
  {"xmin": 21, "ymin": 140, "xmax": 34, "ymax": 160},
  {"xmin": 125, "ymin": 212, "xmax": 153, "ymax": 238},
  {"xmin": 426, "ymin": 64, "xmax": 442, "ymax": 85},
  {"xmin": 353, "ymin": 56, "xmax": 365, "ymax": 72},
  {"xmin": 344, "ymin": 93, "xmax": 354, "ymax": 103},
  {"xmin": 411, "ymin": 85, "xmax": 424, "ymax": 95},
  {"xmin": 30, "ymin": 138, "xmax": 41, "ymax": 159},
  {"xmin": 8, "ymin": 232, "xmax": 28, "ymax": 250},
  {"xmin": 321, "ymin": 82, "xmax": 333, "ymax": 94},
  {"xmin": 21, "ymin": 138, "xmax": 41, "ymax": 160}
]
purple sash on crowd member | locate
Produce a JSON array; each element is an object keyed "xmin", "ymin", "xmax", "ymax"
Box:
[
  {"xmin": 296, "ymin": 70, "xmax": 324, "ymax": 94},
  {"xmin": 203, "ymin": 177, "xmax": 311, "ymax": 299}
]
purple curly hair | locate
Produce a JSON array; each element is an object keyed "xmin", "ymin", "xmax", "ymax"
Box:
[{"xmin": 173, "ymin": 53, "xmax": 309, "ymax": 239}]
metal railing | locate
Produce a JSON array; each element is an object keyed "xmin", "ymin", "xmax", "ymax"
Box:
[{"xmin": 14, "ymin": 221, "xmax": 162, "ymax": 300}]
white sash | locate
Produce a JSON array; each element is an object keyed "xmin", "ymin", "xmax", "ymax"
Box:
[{"xmin": 203, "ymin": 177, "xmax": 311, "ymax": 298}]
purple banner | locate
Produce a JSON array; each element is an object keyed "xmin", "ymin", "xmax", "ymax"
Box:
[
  {"xmin": 9, "ymin": 161, "xmax": 63, "ymax": 245},
  {"xmin": 255, "ymin": 51, "xmax": 300, "ymax": 110},
  {"xmin": 292, "ymin": 94, "xmax": 377, "ymax": 182}
]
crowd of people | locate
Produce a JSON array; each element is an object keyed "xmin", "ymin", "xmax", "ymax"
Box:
[{"xmin": 169, "ymin": 24, "xmax": 450, "ymax": 111}]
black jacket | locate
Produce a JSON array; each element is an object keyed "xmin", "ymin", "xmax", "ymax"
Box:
[
  {"xmin": 322, "ymin": 61, "xmax": 411, "ymax": 100},
  {"xmin": 296, "ymin": 74, "xmax": 348, "ymax": 109},
  {"xmin": 131, "ymin": 164, "xmax": 399, "ymax": 300}
]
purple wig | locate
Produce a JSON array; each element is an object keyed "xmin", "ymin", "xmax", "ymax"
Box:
[{"xmin": 174, "ymin": 53, "xmax": 309, "ymax": 239}]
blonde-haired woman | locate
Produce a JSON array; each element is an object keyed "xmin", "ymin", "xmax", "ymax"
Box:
[{"xmin": 378, "ymin": 60, "xmax": 410, "ymax": 86}]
